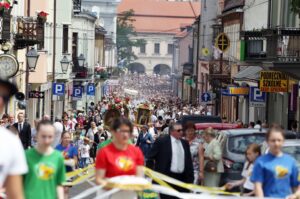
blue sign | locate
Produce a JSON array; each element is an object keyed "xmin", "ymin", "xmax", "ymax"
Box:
[
  {"xmin": 250, "ymin": 87, "xmax": 266, "ymax": 107},
  {"xmin": 73, "ymin": 86, "xmax": 83, "ymax": 98},
  {"xmin": 52, "ymin": 83, "xmax": 65, "ymax": 96},
  {"xmin": 87, "ymin": 83, "xmax": 95, "ymax": 96},
  {"xmin": 201, "ymin": 92, "xmax": 211, "ymax": 102}
]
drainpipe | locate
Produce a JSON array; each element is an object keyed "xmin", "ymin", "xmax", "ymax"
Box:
[{"xmin": 267, "ymin": 0, "xmax": 272, "ymax": 28}]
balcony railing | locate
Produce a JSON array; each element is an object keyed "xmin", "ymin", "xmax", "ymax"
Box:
[
  {"xmin": 223, "ymin": 0, "xmax": 244, "ymax": 12},
  {"xmin": 0, "ymin": 9, "xmax": 11, "ymax": 43},
  {"xmin": 241, "ymin": 28, "xmax": 300, "ymax": 63},
  {"xmin": 73, "ymin": 0, "xmax": 81, "ymax": 13},
  {"xmin": 14, "ymin": 17, "xmax": 44, "ymax": 49},
  {"xmin": 72, "ymin": 66, "xmax": 88, "ymax": 78}
]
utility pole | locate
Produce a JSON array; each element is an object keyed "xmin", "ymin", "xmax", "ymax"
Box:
[
  {"xmin": 50, "ymin": 0, "xmax": 57, "ymax": 122},
  {"xmin": 24, "ymin": 0, "xmax": 30, "ymax": 120}
]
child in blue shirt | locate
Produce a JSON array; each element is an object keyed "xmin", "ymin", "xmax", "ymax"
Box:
[{"xmin": 251, "ymin": 126, "xmax": 300, "ymax": 198}]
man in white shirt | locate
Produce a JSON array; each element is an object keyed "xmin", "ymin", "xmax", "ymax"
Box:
[
  {"xmin": 0, "ymin": 78, "xmax": 28, "ymax": 199},
  {"xmin": 147, "ymin": 122, "xmax": 193, "ymax": 199}
]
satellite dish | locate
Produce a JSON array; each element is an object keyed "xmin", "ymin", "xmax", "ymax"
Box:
[{"xmin": 15, "ymin": 92, "xmax": 25, "ymax": 101}]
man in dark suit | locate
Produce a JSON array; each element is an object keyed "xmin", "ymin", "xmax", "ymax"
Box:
[
  {"xmin": 147, "ymin": 121, "xmax": 194, "ymax": 199},
  {"xmin": 14, "ymin": 112, "xmax": 31, "ymax": 149},
  {"xmin": 136, "ymin": 125, "xmax": 154, "ymax": 157}
]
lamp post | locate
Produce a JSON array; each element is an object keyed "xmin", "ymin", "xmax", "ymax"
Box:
[
  {"xmin": 60, "ymin": 56, "xmax": 70, "ymax": 116},
  {"xmin": 77, "ymin": 54, "xmax": 85, "ymax": 67},
  {"xmin": 25, "ymin": 47, "xmax": 39, "ymax": 118},
  {"xmin": 60, "ymin": 55, "xmax": 70, "ymax": 74}
]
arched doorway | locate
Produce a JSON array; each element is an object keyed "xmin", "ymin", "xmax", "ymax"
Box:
[
  {"xmin": 127, "ymin": 63, "xmax": 146, "ymax": 74},
  {"xmin": 153, "ymin": 64, "xmax": 171, "ymax": 75}
]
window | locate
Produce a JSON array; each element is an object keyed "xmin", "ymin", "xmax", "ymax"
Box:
[
  {"xmin": 37, "ymin": 23, "xmax": 45, "ymax": 50},
  {"xmin": 140, "ymin": 44, "xmax": 146, "ymax": 54},
  {"xmin": 62, "ymin": 25, "xmax": 69, "ymax": 53},
  {"xmin": 247, "ymin": 40, "xmax": 264, "ymax": 57},
  {"xmin": 154, "ymin": 43, "xmax": 160, "ymax": 54},
  {"xmin": 167, "ymin": 44, "xmax": 174, "ymax": 54}
]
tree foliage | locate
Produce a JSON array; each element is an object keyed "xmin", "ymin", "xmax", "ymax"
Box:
[
  {"xmin": 117, "ymin": 9, "xmax": 146, "ymax": 65},
  {"xmin": 291, "ymin": 0, "xmax": 300, "ymax": 16}
]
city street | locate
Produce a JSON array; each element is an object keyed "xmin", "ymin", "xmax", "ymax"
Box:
[{"xmin": 1, "ymin": 0, "xmax": 300, "ymax": 199}]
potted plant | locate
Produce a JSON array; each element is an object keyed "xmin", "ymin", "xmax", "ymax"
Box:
[
  {"xmin": 0, "ymin": 0, "xmax": 11, "ymax": 16},
  {"xmin": 37, "ymin": 11, "xmax": 48, "ymax": 23}
]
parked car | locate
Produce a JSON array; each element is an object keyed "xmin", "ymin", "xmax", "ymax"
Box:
[
  {"xmin": 180, "ymin": 115, "xmax": 222, "ymax": 127},
  {"xmin": 195, "ymin": 123, "xmax": 241, "ymax": 131},
  {"xmin": 216, "ymin": 129, "xmax": 267, "ymax": 186}
]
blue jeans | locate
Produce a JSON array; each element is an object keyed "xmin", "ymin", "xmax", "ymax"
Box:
[{"xmin": 79, "ymin": 157, "xmax": 89, "ymax": 168}]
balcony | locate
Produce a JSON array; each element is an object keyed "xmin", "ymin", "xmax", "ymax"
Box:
[
  {"xmin": 73, "ymin": 0, "xmax": 81, "ymax": 13},
  {"xmin": 14, "ymin": 17, "xmax": 44, "ymax": 49},
  {"xmin": 241, "ymin": 28, "xmax": 300, "ymax": 79},
  {"xmin": 72, "ymin": 67, "xmax": 88, "ymax": 78},
  {"xmin": 223, "ymin": 0, "xmax": 244, "ymax": 12},
  {"xmin": 0, "ymin": 9, "xmax": 11, "ymax": 43},
  {"xmin": 241, "ymin": 28, "xmax": 300, "ymax": 63}
]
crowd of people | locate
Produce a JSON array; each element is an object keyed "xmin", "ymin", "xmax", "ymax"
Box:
[{"xmin": 1, "ymin": 75, "xmax": 300, "ymax": 199}]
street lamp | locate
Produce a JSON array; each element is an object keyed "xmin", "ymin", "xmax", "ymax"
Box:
[
  {"xmin": 60, "ymin": 55, "xmax": 70, "ymax": 74},
  {"xmin": 26, "ymin": 47, "xmax": 39, "ymax": 72},
  {"xmin": 77, "ymin": 54, "xmax": 85, "ymax": 67}
]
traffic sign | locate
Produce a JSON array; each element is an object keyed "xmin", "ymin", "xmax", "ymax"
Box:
[
  {"xmin": 87, "ymin": 83, "xmax": 95, "ymax": 96},
  {"xmin": 250, "ymin": 87, "xmax": 266, "ymax": 107},
  {"xmin": 29, "ymin": 91, "xmax": 44, "ymax": 99},
  {"xmin": 201, "ymin": 92, "xmax": 211, "ymax": 102},
  {"xmin": 260, "ymin": 71, "xmax": 288, "ymax": 92},
  {"xmin": 52, "ymin": 83, "xmax": 65, "ymax": 96},
  {"xmin": 215, "ymin": 33, "xmax": 230, "ymax": 52},
  {"xmin": 73, "ymin": 86, "xmax": 83, "ymax": 98}
]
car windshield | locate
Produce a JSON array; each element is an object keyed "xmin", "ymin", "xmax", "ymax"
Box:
[
  {"xmin": 228, "ymin": 134, "xmax": 265, "ymax": 154},
  {"xmin": 282, "ymin": 146, "xmax": 300, "ymax": 168}
]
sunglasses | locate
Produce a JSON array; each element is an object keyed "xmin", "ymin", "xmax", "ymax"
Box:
[{"xmin": 175, "ymin": 129, "xmax": 183, "ymax": 132}]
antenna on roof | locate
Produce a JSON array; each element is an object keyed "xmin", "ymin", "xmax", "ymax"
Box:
[{"xmin": 188, "ymin": 0, "xmax": 197, "ymax": 19}]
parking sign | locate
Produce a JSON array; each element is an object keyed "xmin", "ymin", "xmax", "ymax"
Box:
[
  {"xmin": 73, "ymin": 86, "xmax": 83, "ymax": 98},
  {"xmin": 250, "ymin": 87, "xmax": 266, "ymax": 107},
  {"xmin": 52, "ymin": 83, "xmax": 65, "ymax": 96},
  {"xmin": 87, "ymin": 83, "xmax": 95, "ymax": 96}
]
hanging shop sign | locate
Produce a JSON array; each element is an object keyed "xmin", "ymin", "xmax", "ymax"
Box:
[
  {"xmin": 259, "ymin": 71, "xmax": 288, "ymax": 92},
  {"xmin": 215, "ymin": 33, "xmax": 230, "ymax": 52},
  {"xmin": 222, "ymin": 86, "xmax": 249, "ymax": 96},
  {"xmin": 29, "ymin": 91, "xmax": 44, "ymax": 99}
]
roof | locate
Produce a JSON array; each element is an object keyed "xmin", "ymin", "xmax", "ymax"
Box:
[
  {"xmin": 234, "ymin": 66, "xmax": 263, "ymax": 82},
  {"xmin": 118, "ymin": 0, "xmax": 200, "ymax": 34}
]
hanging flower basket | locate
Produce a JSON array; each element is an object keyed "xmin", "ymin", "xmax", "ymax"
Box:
[
  {"xmin": 0, "ymin": 0, "xmax": 11, "ymax": 16},
  {"xmin": 37, "ymin": 11, "xmax": 48, "ymax": 23}
]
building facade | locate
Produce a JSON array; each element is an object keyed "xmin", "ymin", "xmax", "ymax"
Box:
[
  {"xmin": 82, "ymin": 0, "xmax": 120, "ymax": 68},
  {"xmin": 118, "ymin": 0, "xmax": 200, "ymax": 75}
]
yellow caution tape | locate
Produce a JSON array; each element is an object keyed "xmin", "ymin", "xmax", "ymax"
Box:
[
  {"xmin": 66, "ymin": 164, "xmax": 95, "ymax": 179},
  {"xmin": 64, "ymin": 165, "xmax": 239, "ymax": 196},
  {"xmin": 64, "ymin": 170, "xmax": 95, "ymax": 186},
  {"xmin": 144, "ymin": 167, "xmax": 240, "ymax": 196}
]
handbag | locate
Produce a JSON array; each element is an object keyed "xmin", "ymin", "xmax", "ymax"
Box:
[{"xmin": 204, "ymin": 160, "xmax": 217, "ymax": 172}]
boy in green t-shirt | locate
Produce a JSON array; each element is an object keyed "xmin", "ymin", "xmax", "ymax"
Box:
[{"xmin": 23, "ymin": 120, "xmax": 66, "ymax": 199}]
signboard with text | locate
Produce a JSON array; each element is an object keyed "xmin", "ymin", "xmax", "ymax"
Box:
[
  {"xmin": 249, "ymin": 87, "xmax": 266, "ymax": 107},
  {"xmin": 29, "ymin": 91, "xmax": 44, "ymax": 99},
  {"xmin": 259, "ymin": 71, "xmax": 288, "ymax": 92}
]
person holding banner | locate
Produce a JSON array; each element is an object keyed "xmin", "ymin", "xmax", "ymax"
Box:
[{"xmin": 95, "ymin": 118, "xmax": 144, "ymax": 185}]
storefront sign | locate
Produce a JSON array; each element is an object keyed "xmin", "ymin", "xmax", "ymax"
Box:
[
  {"xmin": 259, "ymin": 71, "xmax": 288, "ymax": 92},
  {"xmin": 222, "ymin": 86, "xmax": 249, "ymax": 96},
  {"xmin": 228, "ymin": 86, "xmax": 249, "ymax": 95},
  {"xmin": 249, "ymin": 87, "xmax": 266, "ymax": 107}
]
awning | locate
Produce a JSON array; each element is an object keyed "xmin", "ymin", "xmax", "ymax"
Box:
[{"xmin": 234, "ymin": 66, "xmax": 263, "ymax": 82}]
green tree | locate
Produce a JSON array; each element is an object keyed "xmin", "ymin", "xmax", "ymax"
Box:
[
  {"xmin": 117, "ymin": 9, "xmax": 145, "ymax": 65},
  {"xmin": 291, "ymin": 0, "xmax": 300, "ymax": 16}
]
